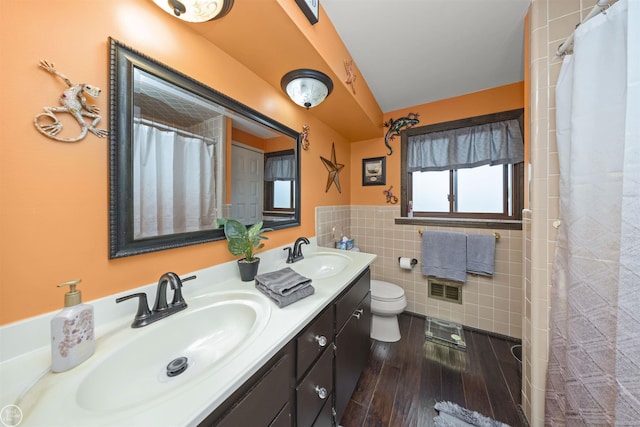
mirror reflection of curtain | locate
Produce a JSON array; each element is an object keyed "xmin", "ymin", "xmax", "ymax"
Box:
[
  {"xmin": 264, "ymin": 153, "xmax": 296, "ymax": 181},
  {"xmin": 133, "ymin": 121, "xmax": 221, "ymax": 239}
]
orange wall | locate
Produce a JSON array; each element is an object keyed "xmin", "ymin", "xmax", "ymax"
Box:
[
  {"xmin": 0, "ymin": 0, "xmax": 348, "ymax": 325},
  {"xmin": 350, "ymin": 82, "xmax": 525, "ymax": 206},
  {"xmin": 0, "ymin": 2, "xmax": 523, "ymax": 326},
  {"xmin": 232, "ymin": 129, "xmax": 266, "ymax": 151}
]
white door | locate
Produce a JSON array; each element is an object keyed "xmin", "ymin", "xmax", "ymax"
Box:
[{"xmin": 231, "ymin": 143, "xmax": 263, "ymax": 225}]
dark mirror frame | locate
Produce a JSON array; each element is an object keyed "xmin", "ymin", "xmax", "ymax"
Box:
[{"xmin": 108, "ymin": 38, "xmax": 301, "ymax": 258}]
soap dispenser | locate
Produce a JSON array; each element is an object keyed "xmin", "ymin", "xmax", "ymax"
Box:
[{"xmin": 51, "ymin": 279, "xmax": 95, "ymax": 373}]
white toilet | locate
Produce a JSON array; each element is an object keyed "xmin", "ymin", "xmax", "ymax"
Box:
[{"xmin": 370, "ymin": 280, "xmax": 407, "ymax": 342}]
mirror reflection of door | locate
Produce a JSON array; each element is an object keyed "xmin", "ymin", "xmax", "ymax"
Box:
[{"xmin": 231, "ymin": 143, "xmax": 264, "ymax": 225}]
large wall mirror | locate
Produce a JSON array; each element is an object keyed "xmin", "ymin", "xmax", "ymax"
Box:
[{"xmin": 109, "ymin": 39, "xmax": 301, "ymax": 258}]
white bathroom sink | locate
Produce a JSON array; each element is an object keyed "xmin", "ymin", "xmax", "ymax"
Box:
[
  {"xmin": 290, "ymin": 251, "xmax": 351, "ymax": 279},
  {"xmin": 75, "ymin": 291, "xmax": 270, "ymax": 413}
]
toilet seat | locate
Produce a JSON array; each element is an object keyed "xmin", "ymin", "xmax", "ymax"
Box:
[{"xmin": 371, "ymin": 280, "xmax": 405, "ymax": 302}]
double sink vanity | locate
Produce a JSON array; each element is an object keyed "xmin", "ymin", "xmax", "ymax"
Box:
[{"xmin": 0, "ymin": 240, "xmax": 375, "ymax": 426}]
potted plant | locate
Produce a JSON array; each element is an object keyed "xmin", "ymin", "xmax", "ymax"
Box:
[{"xmin": 221, "ymin": 219, "xmax": 273, "ymax": 281}]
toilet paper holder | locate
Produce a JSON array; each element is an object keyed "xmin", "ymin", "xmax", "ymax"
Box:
[{"xmin": 397, "ymin": 257, "xmax": 418, "ymax": 266}]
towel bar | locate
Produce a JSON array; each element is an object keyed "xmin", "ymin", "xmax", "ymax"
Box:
[{"xmin": 418, "ymin": 229, "xmax": 500, "ymax": 240}]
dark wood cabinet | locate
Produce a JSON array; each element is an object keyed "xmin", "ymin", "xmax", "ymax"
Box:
[
  {"xmin": 200, "ymin": 267, "xmax": 371, "ymax": 427},
  {"xmin": 334, "ymin": 269, "xmax": 371, "ymax": 423},
  {"xmin": 295, "ymin": 304, "xmax": 335, "ymax": 427},
  {"xmin": 296, "ymin": 345, "xmax": 334, "ymax": 427},
  {"xmin": 297, "ymin": 305, "xmax": 334, "ymax": 381},
  {"xmin": 200, "ymin": 343, "xmax": 295, "ymax": 427}
]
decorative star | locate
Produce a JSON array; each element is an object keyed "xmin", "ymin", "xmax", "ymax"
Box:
[{"xmin": 320, "ymin": 143, "xmax": 344, "ymax": 193}]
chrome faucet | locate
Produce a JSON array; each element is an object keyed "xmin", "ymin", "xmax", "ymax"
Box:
[
  {"xmin": 116, "ymin": 272, "xmax": 196, "ymax": 328},
  {"xmin": 284, "ymin": 237, "xmax": 310, "ymax": 263}
]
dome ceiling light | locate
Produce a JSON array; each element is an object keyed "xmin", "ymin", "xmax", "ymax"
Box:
[
  {"xmin": 154, "ymin": 0, "xmax": 234, "ymax": 22},
  {"xmin": 280, "ymin": 69, "xmax": 333, "ymax": 109}
]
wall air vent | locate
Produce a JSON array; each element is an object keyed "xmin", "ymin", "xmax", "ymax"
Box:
[{"xmin": 428, "ymin": 280, "xmax": 462, "ymax": 304}]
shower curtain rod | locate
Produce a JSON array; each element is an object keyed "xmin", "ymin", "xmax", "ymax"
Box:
[
  {"xmin": 556, "ymin": 0, "xmax": 611, "ymax": 56},
  {"xmin": 134, "ymin": 117, "xmax": 217, "ymax": 145}
]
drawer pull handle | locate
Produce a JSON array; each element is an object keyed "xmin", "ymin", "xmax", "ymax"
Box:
[
  {"xmin": 315, "ymin": 385, "xmax": 328, "ymax": 400},
  {"xmin": 315, "ymin": 335, "xmax": 327, "ymax": 347},
  {"xmin": 352, "ymin": 309, "xmax": 364, "ymax": 320}
]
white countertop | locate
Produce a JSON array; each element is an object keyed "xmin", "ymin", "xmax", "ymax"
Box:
[{"xmin": 0, "ymin": 240, "xmax": 375, "ymax": 427}]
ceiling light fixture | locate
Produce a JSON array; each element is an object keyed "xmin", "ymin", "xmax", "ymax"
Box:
[
  {"xmin": 153, "ymin": 0, "xmax": 234, "ymax": 22},
  {"xmin": 281, "ymin": 69, "xmax": 333, "ymax": 109}
]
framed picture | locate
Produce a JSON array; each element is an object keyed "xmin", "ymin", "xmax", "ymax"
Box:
[
  {"xmin": 295, "ymin": 0, "xmax": 319, "ymax": 25},
  {"xmin": 362, "ymin": 156, "xmax": 386, "ymax": 186}
]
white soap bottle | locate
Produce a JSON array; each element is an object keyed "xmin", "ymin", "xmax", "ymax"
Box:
[{"xmin": 51, "ymin": 279, "xmax": 95, "ymax": 373}]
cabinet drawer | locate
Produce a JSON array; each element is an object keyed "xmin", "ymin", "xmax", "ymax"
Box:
[
  {"xmin": 312, "ymin": 393, "xmax": 334, "ymax": 427},
  {"xmin": 296, "ymin": 347, "xmax": 334, "ymax": 427},
  {"xmin": 336, "ymin": 268, "xmax": 370, "ymax": 331},
  {"xmin": 269, "ymin": 402, "xmax": 291, "ymax": 427},
  {"xmin": 215, "ymin": 351, "xmax": 292, "ymax": 427},
  {"xmin": 297, "ymin": 305, "xmax": 334, "ymax": 380}
]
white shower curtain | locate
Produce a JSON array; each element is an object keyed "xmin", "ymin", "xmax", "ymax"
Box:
[
  {"xmin": 546, "ymin": 0, "xmax": 640, "ymax": 425},
  {"xmin": 133, "ymin": 123, "xmax": 218, "ymax": 239}
]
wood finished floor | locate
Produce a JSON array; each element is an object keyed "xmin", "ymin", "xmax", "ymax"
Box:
[{"xmin": 340, "ymin": 313, "xmax": 526, "ymax": 427}]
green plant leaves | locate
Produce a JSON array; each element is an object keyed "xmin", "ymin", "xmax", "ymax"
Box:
[{"xmin": 222, "ymin": 219, "xmax": 273, "ymax": 261}]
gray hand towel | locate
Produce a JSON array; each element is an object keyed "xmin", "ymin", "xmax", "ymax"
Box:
[
  {"xmin": 421, "ymin": 230, "xmax": 467, "ymax": 283},
  {"xmin": 255, "ymin": 281, "xmax": 315, "ymax": 308},
  {"xmin": 254, "ymin": 267, "xmax": 312, "ymax": 296},
  {"xmin": 466, "ymin": 234, "xmax": 496, "ymax": 276}
]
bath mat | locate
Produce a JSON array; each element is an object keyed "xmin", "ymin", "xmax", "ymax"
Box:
[{"xmin": 434, "ymin": 401, "xmax": 511, "ymax": 427}]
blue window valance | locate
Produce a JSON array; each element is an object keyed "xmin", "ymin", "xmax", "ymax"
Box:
[{"xmin": 407, "ymin": 119, "xmax": 524, "ymax": 172}]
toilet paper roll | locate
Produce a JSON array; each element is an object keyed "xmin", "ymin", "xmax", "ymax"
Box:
[{"xmin": 399, "ymin": 257, "xmax": 414, "ymax": 270}]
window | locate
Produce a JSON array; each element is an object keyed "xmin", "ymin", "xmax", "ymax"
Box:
[
  {"xmin": 264, "ymin": 150, "xmax": 296, "ymax": 213},
  {"xmin": 272, "ymin": 180, "xmax": 293, "ymax": 209},
  {"xmin": 401, "ymin": 109, "xmax": 524, "ymax": 220}
]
